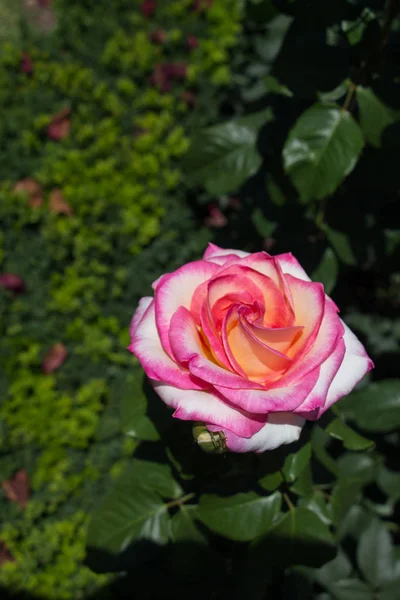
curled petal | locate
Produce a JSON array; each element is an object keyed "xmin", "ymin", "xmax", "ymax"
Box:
[
  {"xmin": 223, "ymin": 307, "xmax": 292, "ymax": 380},
  {"xmin": 203, "ymin": 242, "xmax": 249, "ymax": 264},
  {"xmin": 321, "ymin": 321, "xmax": 374, "ymax": 414},
  {"xmin": 130, "ymin": 302, "xmax": 202, "ymax": 390},
  {"xmin": 276, "ymin": 298, "xmax": 344, "ymax": 389},
  {"xmin": 214, "ymin": 264, "xmax": 293, "ymax": 328},
  {"xmin": 214, "ymin": 368, "xmax": 319, "ymax": 414},
  {"xmin": 276, "ymin": 252, "xmax": 311, "ymax": 282},
  {"xmin": 285, "ymin": 275, "xmax": 325, "ymax": 359},
  {"xmin": 155, "ymin": 260, "xmax": 219, "ymax": 356},
  {"xmin": 294, "ymin": 339, "xmax": 346, "ymax": 418},
  {"xmin": 151, "ymin": 381, "xmax": 264, "ymax": 438},
  {"xmin": 130, "ymin": 297, "xmax": 153, "ymax": 338},
  {"xmin": 243, "ymin": 320, "xmax": 303, "ymax": 354},
  {"xmin": 208, "ymin": 412, "xmax": 305, "ymax": 453}
]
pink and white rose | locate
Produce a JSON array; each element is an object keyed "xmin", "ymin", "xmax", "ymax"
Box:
[{"xmin": 129, "ymin": 244, "xmax": 373, "ymax": 453}]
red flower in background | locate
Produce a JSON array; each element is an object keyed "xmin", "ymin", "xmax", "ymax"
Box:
[
  {"xmin": 0, "ymin": 542, "xmax": 14, "ymax": 567},
  {"xmin": 205, "ymin": 204, "xmax": 228, "ymax": 228},
  {"xmin": 42, "ymin": 343, "xmax": 68, "ymax": 374},
  {"xmin": 49, "ymin": 189, "xmax": 73, "ymax": 216},
  {"xmin": 2, "ymin": 470, "xmax": 30, "ymax": 509},
  {"xmin": 149, "ymin": 63, "xmax": 187, "ymax": 92},
  {"xmin": 141, "ymin": 0, "xmax": 156, "ymax": 18},
  {"xmin": 187, "ymin": 35, "xmax": 199, "ymax": 50},
  {"xmin": 192, "ymin": 0, "xmax": 213, "ymax": 11},
  {"xmin": 13, "ymin": 178, "xmax": 43, "ymax": 208},
  {"xmin": 149, "ymin": 28, "xmax": 168, "ymax": 44},
  {"xmin": 47, "ymin": 108, "xmax": 71, "ymax": 141},
  {"xmin": 0, "ymin": 274, "xmax": 25, "ymax": 294},
  {"xmin": 20, "ymin": 52, "xmax": 34, "ymax": 75}
]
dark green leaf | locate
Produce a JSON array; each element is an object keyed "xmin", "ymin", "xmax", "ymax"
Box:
[
  {"xmin": 312, "ymin": 248, "xmax": 338, "ymax": 295},
  {"xmin": 299, "ymin": 491, "xmax": 332, "ymax": 526},
  {"xmin": 184, "ymin": 109, "xmax": 273, "ymax": 195},
  {"xmin": 330, "ymin": 482, "xmax": 362, "ymax": 527},
  {"xmin": 378, "ymin": 576, "xmax": 400, "ymax": 600},
  {"xmin": 329, "ymin": 579, "xmax": 373, "ymax": 600},
  {"xmin": 258, "ymin": 470, "xmax": 284, "ymax": 492},
  {"xmin": 314, "ymin": 549, "xmax": 353, "ymax": 588},
  {"xmin": 356, "ymin": 87, "xmax": 399, "ymax": 148},
  {"xmin": 120, "ymin": 374, "xmax": 160, "ymax": 441},
  {"xmin": 324, "ymin": 417, "xmax": 374, "ymax": 451},
  {"xmin": 339, "ymin": 380, "xmax": 400, "ymax": 432},
  {"xmin": 251, "ymin": 207, "xmax": 277, "ymax": 238},
  {"xmin": 290, "ymin": 462, "xmax": 314, "ymax": 497},
  {"xmin": 357, "ymin": 519, "xmax": 394, "ymax": 587},
  {"xmin": 324, "ymin": 226, "xmax": 357, "ymax": 266},
  {"xmin": 169, "ymin": 505, "xmax": 206, "ymax": 544},
  {"xmin": 378, "ymin": 467, "xmax": 400, "ymax": 501},
  {"xmin": 198, "ymin": 491, "xmax": 281, "ymax": 542},
  {"xmin": 283, "ymin": 441, "xmax": 311, "ymax": 483},
  {"xmin": 87, "ymin": 460, "xmax": 182, "ymax": 555},
  {"xmin": 283, "ymin": 103, "xmax": 364, "ymax": 202},
  {"xmin": 253, "ymin": 508, "xmax": 337, "ymax": 568},
  {"xmin": 337, "ymin": 453, "xmax": 380, "ymax": 486},
  {"xmin": 311, "ymin": 426, "xmax": 339, "ymax": 477},
  {"xmin": 336, "ymin": 506, "xmax": 372, "ymax": 542}
]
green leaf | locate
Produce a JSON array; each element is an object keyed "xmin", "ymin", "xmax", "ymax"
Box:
[
  {"xmin": 339, "ymin": 380, "xmax": 400, "ymax": 432},
  {"xmin": 378, "ymin": 576, "xmax": 400, "ymax": 600},
  {"xmin": 330, "ymin": 482, "xmax": 362, "ymax": 527},
  {"xmin": 324, "ymin": 417, "xmax": 374, "ymax": 451},
  {"xmin": 198, "ymin": 491, "xmax": 281, "ymax": 542},
  {"xmin": 312, "ymin": 247, "xmax": 338, "ymax": 295},
  {"xmin": 378, "ymin": 467, "xmax": 400, "ymax": 501},
  {"xmin": 258, "ymin": 470, "xmax": 284, "ymax": 492},
  {"xmin": 283, "ymin": 103, "xmax": 364, "ymax": 202},
  {"xmin": 299, "ymin": 491, "xmax": 331, "ymax": 526},
  {"xmin": 290, "ymin": 463, "xmax": 314, "ymax": 497},
  {"xmin": 87, "ymin": 460, "xmax": 182, "ymax": 555},
  {"xmin": 314, "ymin": 549, "xmax": 353, "ymax": 588},
  {"xmin": 253, "ymin": 508, "xmax": 337, "ymax": 568},
  {"xmin": 169, "ymin": 505, "xmax": 206, "ymax": 545},
  {"xmin": 120, "ymin": 374, "xmax": 160, "ymax": 441},
  {"xmin": 336, "ymin": 506, "xmax": 372, "ymax": 542},
  {"xmin": 329, "ymin": 579, "xmax": 373, "ymax": 600},
  {"xmin": 283, "ymin": 441, "xmax": 311, "ymax": 483},
  {"xmin": 324, "ymin": 226, "xmax": 357, "ymax": 266},
  {"xmin": 184, "ymin": 109, "xmax": 273, "ymax": 195},
  {"xmin": 337, "ymin": 453, "xmax": 380, "ymax": 486},
  {"xmin": 356, "ymin": 87, "xmax": 399, "ymax": 148},
  {"xmin": 251, "ymin": 207, "xmax": 277, "ymax": 238},
  {"xmin": 357, "ymin": 519, "xmax": 395, "ymax": 588}
]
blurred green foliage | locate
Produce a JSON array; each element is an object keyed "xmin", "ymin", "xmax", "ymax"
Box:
[{"xmin": 0, "ymin": 0, "xmax": 241, "ymax": 597}]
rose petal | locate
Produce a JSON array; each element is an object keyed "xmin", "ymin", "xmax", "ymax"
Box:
[
  {"xmin": 130, "ymin": 302, "xmax": 203, "ymax": 390},
  {"xmin": 203, "ymin": 242, "xmax": 249, "ymax": 264},
  {"xmin": 294, "ymin": 338, "xmax": 346, "ymax": 418},
  {"xmin": 42, "ymin": 343, "xmax": 68, "ymax": 374},
  {"xmin": 276, "ymin": 298, "xmax": 344, "ymax": 389},
  {"xmin": 208, "ymin": 412, "xmax": 304, "ymax": 453},
  {"xmin": 321, "ymin": 321, "xmax": 374, "ymax": 414},
  {"xmin": 155, "ymin": 260, "xmax": 219, "ymax": 357},
  {"xmin": 284, "ymin": 275, "xmax": 325, "ymax": 359},
  {"xmin": 242, "ymin": 319, "xmax": 303, "ymax": 354},
  {"xmin": 276, "ymin": 252, "xmax": 311, "ymax": 282},
  {"xmin": 223, "ymin": 307, "xmax": 292, "ymax": 380},
  {"xmin": 213, "ymin": 264, "xmax": 293, "ymax": 328},
  {"xmin": 130, "ymin": 297, "xmax": 153, "ymax": 339},
  {"xmin": 151, "ymin": 380, "xmax": 264, "ymax": 438},
  {"xmin": 214, "ymin": 368, "xmax": 319, "ymax": 413}
]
